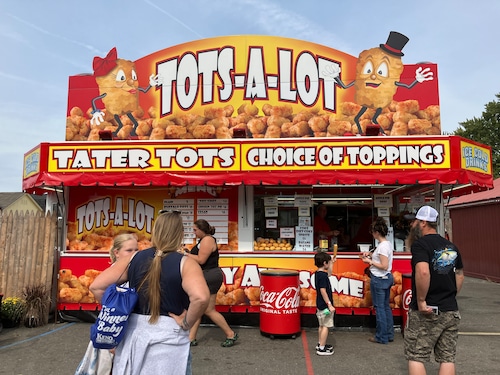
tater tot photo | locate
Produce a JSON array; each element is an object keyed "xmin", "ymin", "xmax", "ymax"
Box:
[{"xmin": 67, "ymin": 98, "xmax": 440, "ymax": 141}]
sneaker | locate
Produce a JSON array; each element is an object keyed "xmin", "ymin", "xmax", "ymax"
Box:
[
  {"xmin": 316, "ymin": 347, "xmax": 334, "ymax": 356},
  {"xmin": 315, "ymin": 343, "xmax": 334, "ymax": 352}
]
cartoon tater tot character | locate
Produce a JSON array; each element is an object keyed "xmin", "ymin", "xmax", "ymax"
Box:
[
  {"xmin": 325, "ymin": 31, "xmax": 433, "ymax": 135},
  {"xmin": 91, "ymin": 47, "xmax": 161, "ymax": 136}
]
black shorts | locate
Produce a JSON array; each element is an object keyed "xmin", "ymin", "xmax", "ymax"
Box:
[{"xmin": 203, "ymin": 267, "xmax": 223, "ymax": 294}]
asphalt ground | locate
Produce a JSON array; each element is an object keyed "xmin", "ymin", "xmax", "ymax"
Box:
[{"xmin": 0, "ymin": 276, "xmax": 499, "ymax": 375}]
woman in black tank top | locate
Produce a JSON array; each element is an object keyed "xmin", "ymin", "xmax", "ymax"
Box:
[{"xmin": 182, "ymin": 219, "xmax": 239, "ymax": 348}]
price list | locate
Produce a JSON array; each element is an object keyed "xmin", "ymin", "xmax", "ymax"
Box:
[{"xmin": 162, "ymin": 198, "xmax": 229, "ymax": 245}]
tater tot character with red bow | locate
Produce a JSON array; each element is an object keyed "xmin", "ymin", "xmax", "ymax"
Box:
[{"xmin": 91, "ymin": 47, "xmax": 162, "ymax": 137}]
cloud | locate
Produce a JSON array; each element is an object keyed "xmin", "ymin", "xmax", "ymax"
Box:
[
  {"xmin": 0, "ymin": 26, "xmax": 28, "ymax": 44},
  {"xmin": 213, "ymin": 0, "xmax": 355, "ymax": 54},
  {"xmin": 6, "ymin": 12, "xmax": 103, "ymax": 55},
  {"xmin": 0, "ymin": 104, "xmax": 62, "ymax": 163},
  {"xmin": 142, "ymin": 0, "xmax": 204, "ymax": 38},
  {"xmin": 2, "ymin": 13, "xmax": 94, "ymax": 72},
  {"xmin": 0, "ymin": 71, "xmax": 66, "ymax": 92}
]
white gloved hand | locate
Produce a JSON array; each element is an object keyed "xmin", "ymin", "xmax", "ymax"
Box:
[
  {"xmin": 415, "ymin": 67, "xmax": 433, "ymax": 83},
  {"xmin": 91, "ymin": 110, "xmax": 105, "ymax": 125}
]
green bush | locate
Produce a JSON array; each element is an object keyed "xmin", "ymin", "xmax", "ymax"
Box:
[{"xmin": 1, "ymin": 297, "xmax": 27, "ymax": 323}]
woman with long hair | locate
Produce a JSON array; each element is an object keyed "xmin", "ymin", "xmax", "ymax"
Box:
[{"xmin": 90, "ymin": 212, "xmax": 210, "ymax": 374}]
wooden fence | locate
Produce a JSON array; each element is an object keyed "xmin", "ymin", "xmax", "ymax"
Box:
[{"xmin": 0, "ymin": 211, "xmax": 59, "ymax": 299}]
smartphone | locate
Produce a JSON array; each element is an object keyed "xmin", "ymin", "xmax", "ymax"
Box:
[{"xmin": 428, "ymin": 305, "xmax": 439, "ymax": 315}]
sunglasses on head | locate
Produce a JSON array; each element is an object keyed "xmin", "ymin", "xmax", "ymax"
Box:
[{"xmin": 158, "ymin": 209, "xmax": 181, "ymax": 215}]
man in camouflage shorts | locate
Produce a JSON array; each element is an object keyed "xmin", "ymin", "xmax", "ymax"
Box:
[{"xmin": 403, "ymin": 206, "xmax": 464, "ymax": 375}]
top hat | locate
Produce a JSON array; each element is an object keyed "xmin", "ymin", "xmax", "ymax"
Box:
[{"xmin": 380, "ymin": 31, "xmax": 409, "ymax": 57}]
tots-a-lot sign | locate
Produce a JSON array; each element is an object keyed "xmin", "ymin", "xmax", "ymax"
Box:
[
  {"xmin": 66, "ymin": 33, "xmax": 440, "ymax": 141},
  {"xmin": 24, "ymin": 34, "xmax": 491, "ymax": 190}
]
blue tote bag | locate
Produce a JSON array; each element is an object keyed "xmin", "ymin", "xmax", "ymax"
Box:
[
  {"xmin": 90, "ymin": 260, "xmax": 139, "ymax": 349},
  {"xmin": 90, "ymin": 283, "xmax": 138, "ymax": 349}
]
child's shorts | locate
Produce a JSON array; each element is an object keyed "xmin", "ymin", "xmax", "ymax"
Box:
[{"xmin": 316, "ymin": 308, "xmax": 334, "ymax": 328}]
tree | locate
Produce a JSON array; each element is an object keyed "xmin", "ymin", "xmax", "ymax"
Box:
[{"xmin": 453, "ymin": 93, "xmax": 500, "ymax": 178}]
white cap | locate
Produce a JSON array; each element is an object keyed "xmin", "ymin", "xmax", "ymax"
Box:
[{"xmin": 415, "ymin": 206, "xmax": 438, "ymax": 222}]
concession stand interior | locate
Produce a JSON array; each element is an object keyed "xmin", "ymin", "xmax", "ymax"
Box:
[{"xmin": 22, "ymin": 35, "xmax": 493, "ymax": 324}]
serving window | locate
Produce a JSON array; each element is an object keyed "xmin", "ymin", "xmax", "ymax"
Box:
[{"xmin": 253, "ymin": 186, "xmax": 379, "ymax": 252}]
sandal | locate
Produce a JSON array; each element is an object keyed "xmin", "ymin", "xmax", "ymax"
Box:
[
  {"xmin": 221, "ymin": 333, "xmax": 239, "ymax": 347},
  {"xmin": 190, "ymin": 339, "xmax": 198, "ymax": 347}
]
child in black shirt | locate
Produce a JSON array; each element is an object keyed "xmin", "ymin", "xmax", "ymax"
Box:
[{"xmin": 314, "ymin": 251, "xmax": 336, "ymax": 355}]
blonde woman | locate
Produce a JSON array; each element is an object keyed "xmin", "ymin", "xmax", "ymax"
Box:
[
  {"xmin": 109, "ymin": 233, "xmax": 138, "ymax": 264},
  {"xmin": 90, "ymin": 212, "xmax": 210, "ymax": 375},
  {"xmin": 75, "ymin": 233, "xmax": 138, "ymax": 375}
]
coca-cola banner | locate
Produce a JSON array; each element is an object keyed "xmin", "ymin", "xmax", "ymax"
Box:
[
  {"xmin": 58, "ymin": 253, "xmax": 411, "ymax": 313},
  {"xmin": 216, "ymin": 253, "xmax": 412, "ymax": 311}
]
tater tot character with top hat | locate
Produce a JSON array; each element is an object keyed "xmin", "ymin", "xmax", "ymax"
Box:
[{"xmin": 324, "ymin": 31, "xmax": 434, "ymax": 135}]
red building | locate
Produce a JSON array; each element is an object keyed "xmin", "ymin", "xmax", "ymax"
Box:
[{"xmin": 448, "ymin": 178, "xmax": 500, "ymax": 282}]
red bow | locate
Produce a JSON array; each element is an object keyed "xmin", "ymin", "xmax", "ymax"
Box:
[{"xmin": 93, "ymin": 47, "xmax": 118, "ymax": 77}]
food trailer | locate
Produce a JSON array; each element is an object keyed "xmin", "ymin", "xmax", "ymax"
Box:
[{"xmin": 22, "ymin": 34, "xmax": 493, "ymax": 319}]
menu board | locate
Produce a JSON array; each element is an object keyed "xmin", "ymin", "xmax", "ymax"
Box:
[
  {"xmin": 295, "ymin": 226, "xmax": 314, "ymax": 251},
  {"xmin": 162, "ymin": 199, "xmax": 195, "ymax": 243},
  {"xmin": 197, "ymin": 198, "xmax": 229, "ymax": 244},
  {"xmin": 162, "ymin": 198, "xmax": 228, "ymax": 244}
]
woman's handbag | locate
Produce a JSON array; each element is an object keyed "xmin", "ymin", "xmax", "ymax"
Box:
[
  {"xmin": 74, "ymin": 341, "xmax": 113, "ymax": 375},
  {"xmin": 90, "ymin": 259, "xmax": 138, "ymax": 349}
]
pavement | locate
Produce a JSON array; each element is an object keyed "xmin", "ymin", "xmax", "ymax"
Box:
[{"xmin": 1, "ymin": 276, "xmax": 499, "ymax": 375}]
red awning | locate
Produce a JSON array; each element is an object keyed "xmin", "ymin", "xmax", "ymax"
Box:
[{"xmin": 22, "ymin": 136, "xmax": 494, "ymax": 191}]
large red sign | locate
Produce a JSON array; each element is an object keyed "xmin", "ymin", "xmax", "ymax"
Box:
[
  {"xmin": 57, "ymin": 253, "xmax": 412, "ymax": 315},
  {"xmin": 66, "ymin": 34, "xmax": 440, "ymax": 142}
]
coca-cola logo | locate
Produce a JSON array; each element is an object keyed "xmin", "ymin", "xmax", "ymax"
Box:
[
  {"xmin": 402, "ymin": 289, "xmax": 412, "ymax": 311},
  {"xmin": 260, "ymin": 286, "xmax": 300, "ymax": 310}
]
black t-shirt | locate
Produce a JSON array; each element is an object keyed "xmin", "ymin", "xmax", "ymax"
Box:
[
  {"xmin": 410, "ymin": 234, "xmax": 463, "ymax": 311},
  {"xmin": 315, "ymin": 270, "xmax": 333, "ymax": 310}
]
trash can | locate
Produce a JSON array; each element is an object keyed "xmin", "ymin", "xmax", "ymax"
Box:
[
  {"xmin": 401, "ymin": 273, "xmax": 412, "ymax": 335},
  {"xmin": 259, "ymin": 269, "xmax": 301, "ymax": 338}
]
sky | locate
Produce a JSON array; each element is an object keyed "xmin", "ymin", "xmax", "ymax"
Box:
[{"xmin": 0, "ymin": 0, "xmax": 499, "ymax": 192}]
